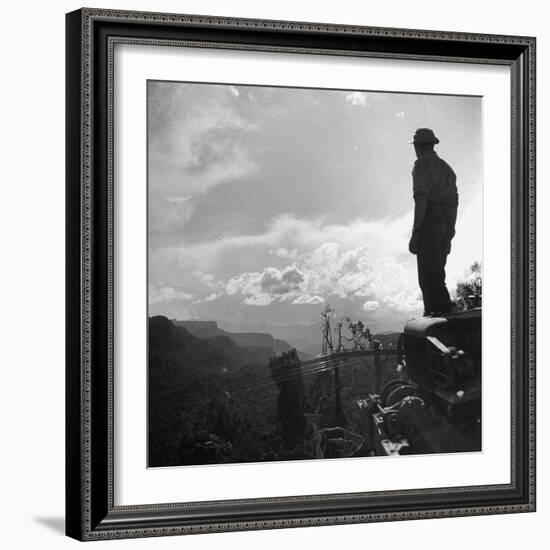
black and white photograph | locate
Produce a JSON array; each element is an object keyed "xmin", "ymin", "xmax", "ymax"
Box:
[
  {"xmin": 0, "ymin": 0, "xmax": 543, "ymax": 546},
  {"xmin": 147, "ymin": 81, "xmax": 483, "ymax": 468},
  {"xmin": 58, "ymin": 2, "xmax": 537, "ymax": 544}
]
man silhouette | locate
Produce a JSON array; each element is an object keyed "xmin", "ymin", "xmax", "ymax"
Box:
[{"xmin": 408, "ymin": 129, "xmax": 458, "ymax": 316}]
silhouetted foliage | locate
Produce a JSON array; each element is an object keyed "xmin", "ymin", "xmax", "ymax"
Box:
[
  {"xmin": 343, "ymin": 318, "xmax": 372, "ymax": 350},
  {"xmin": 269, "ymin": 349, "xmax": 309, "ymax": 452},
  {"xmin": 455, "ymin": 261, "xmax": 482, "ymax": 310}
]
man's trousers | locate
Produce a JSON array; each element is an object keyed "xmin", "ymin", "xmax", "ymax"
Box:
[{"xmin": 416, "ymin": 223, "xmax": 453, "ymax": 315}]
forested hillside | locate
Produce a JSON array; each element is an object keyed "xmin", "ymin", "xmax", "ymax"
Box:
[{"xmin": 149, "ymin": 316, "xmax": 398, "ymax": 467}]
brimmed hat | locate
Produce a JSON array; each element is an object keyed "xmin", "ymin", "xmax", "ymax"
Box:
[{"xmin": 409, "ymin": 128, "xmax": 440, "ymax": 144}]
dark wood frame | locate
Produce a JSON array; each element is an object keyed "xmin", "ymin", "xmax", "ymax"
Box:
[{"xmin": 66, "ymin": 7, "xmax": 536, "ymax": 541}]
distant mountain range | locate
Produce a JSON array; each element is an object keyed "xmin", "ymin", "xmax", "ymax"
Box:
[
  {"xmin": 149, "ymin": 315, "xmax": 282, "ymax": 466},
  {"xmin": 216, "ymin": 317, "xmax": 406, "ymax": 352},
  {"xmin": 172, "ymin": 318, "xmax": 402, "ymax": 357},
  {"xmin": 172, "ymin": 319, "xmax": 296, "ymax": 356},
  {"xmin": 150, "ymin": 316, "xmax": 276, "ymax": 384},
  {"xmin": 214, "ymin": 319, "xmax": 323, "ymax": 355}
]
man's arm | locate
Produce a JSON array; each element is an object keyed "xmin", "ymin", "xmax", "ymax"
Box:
[
  {"xmin": 409, "ymin": 198, "xmax": 427, "ymax": 254},
  {"xmin": 409, "ymin": 160, "xmax": 430, "ymax": 255},
  {"xmin": 413, "ymin": 198, "xmax": 428, "ymax": 233},
  {"xmin": 442, "ymin": 205, "xmax": 457, "ymax": 254}
]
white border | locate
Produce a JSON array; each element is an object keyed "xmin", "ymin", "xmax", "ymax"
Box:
[{"xmin": 114, "ymin": 44, "xmax": 511, "ymax": 506}]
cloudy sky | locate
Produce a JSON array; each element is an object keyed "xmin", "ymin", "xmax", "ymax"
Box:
[{"xmin": 148, "ymin": 80, "xmax": 482, "ymax": 331}]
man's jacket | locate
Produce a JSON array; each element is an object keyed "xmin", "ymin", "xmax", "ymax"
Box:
[{"xmin": 412, "ymin": 151, "xmax": 458, "ymax": 247}]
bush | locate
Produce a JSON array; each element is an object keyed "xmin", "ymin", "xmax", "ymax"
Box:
[{"xmin": 455, "ymin": 261, "xmax": 482, "ymax": 310}]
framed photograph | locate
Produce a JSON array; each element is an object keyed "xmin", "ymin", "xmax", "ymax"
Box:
[{"xmin": 66, "ymin": 8, "xmax": 536, "ymax": 541}]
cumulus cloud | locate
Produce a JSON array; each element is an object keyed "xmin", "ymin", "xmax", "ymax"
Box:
[
  {"xmin": 261, "ymin": 266, "xmax": 304, "ymax": 294},
  {"xmin": 226, "ymin": 265, "xmax": 307, "ymax": 306},
  {"xmin": 186, "ymin": 272, "xmax": 226, "ymax": 304},
  {"xmin": 162, "ymin": 211, "xmax": 411, "ymax": 271},
  {"xmin": 194, "ymin": 271, "xmax": 216, "ymax": 287},
  {"xmin": 269, "ymin": 247, "xmax": 298, "ymax": 259},
  {"xmin": 153, "ymin": 187, "xmax": 482, "ymax": 315},
  {"xmin": 202, "ymin": 292, "xmax": 224, "ymax": 302},
  {"xmin": 149, "ymin": 285, "xmax": 193, "ymax": 305},
  {"xmin": 223, "ymin": 239, "xmax": 423, "ymax": 313},
  {"xmin": 292, "ymin": 294, "xmax": 325, "ymax": 305}
]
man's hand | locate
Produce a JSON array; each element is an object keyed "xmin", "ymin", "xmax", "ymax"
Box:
[
  {"xmin": 409, "ymin": 231, "xmax": 420, "ymax": 255},
  {"xmin": 410, "ymin": 198, "xmax": 427, "ymax": 255}
]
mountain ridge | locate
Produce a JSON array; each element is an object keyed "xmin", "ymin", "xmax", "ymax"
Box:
[
  {"xmin": 172, "ymin": 317, "xmax": 401, "ymax": 357},
  {"xmin": 172, "ymin": 319, "xmax": 296, "ymax": 356}
]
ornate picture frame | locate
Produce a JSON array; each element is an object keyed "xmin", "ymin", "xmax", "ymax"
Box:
[{"xmin": 66, "ymin": 8, "xmax": 536, "ymax": 541}]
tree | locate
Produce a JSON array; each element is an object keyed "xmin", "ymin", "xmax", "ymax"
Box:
[
  {"xmin": 269, "ymin": 349, "xmax": 308, "ymax": 452},
  {"xmin": 320, "ymin": 305, "xmax": 334, "ymax": 354},
  {"xmin": 343, "ymin": 318, "xmax": 372, "ymax": 351},
  {"xmin": 455, "ymin": 261, "xmax": 482, "ymax": 310}
]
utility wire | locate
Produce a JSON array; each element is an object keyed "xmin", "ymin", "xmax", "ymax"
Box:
[{"xmin": 153, "ymin": 350, "xmax": 400, "ymax": 408}]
